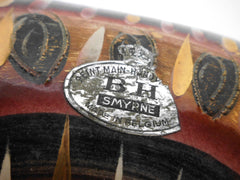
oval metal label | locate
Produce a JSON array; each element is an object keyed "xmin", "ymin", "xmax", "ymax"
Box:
[{"xmin": 64, "ymin": 60, "xmax": 180, "ymax": 136}]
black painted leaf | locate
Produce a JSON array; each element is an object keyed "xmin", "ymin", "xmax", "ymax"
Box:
[
  {"xmin": 109, "ymin": 33, "xmax": 157, "ymax": 65},
  {"xmin": 192, "ymin": 53, "xmax": 240, "ymax": 119},
  {"xmin": 9, "ymin": 13, "xmax": 70, "ymax": 84}
]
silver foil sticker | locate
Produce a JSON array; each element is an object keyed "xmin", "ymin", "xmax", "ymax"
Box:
[{"xmin": 64, "ymin": 59, "xmax": 180, "ymax": 136}]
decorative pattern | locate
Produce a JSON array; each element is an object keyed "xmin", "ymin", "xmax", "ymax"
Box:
[
  {"xmin": 172, "ymin": 35, "xmax": 193, "ymax": 96},
  {"xmin": 0, "ymin": 114, "xmax": 238, "ymax": 179},
  {"xmin": 222, "ymin": 37, "xmax": 239, "ymax": 53},
  {"xmin": 0, "ymin": 1, "xmax": 240, "ymax": 179},
  {"xmin": 9, "ymin": 13, "xmax": 70, "ymax": 84},
  {"xmin": 192, "ymin": 53, "xmax": 240, "ymax": 119},
  {"xmin": 76, "ymin": 26, "xmax": 105, "ymax": 65},
  {"xmin": 125, "ymin": 15, "xmax": 141, "ymax": 25},
  {"xmin": 53, "ymin": 115, "xmax": 71, "ymax": 180},
  {"xmin": 0, "ymin": 8, "xmax": 13, "ymax": 66},
  {"xmin": 110, "ymin": 33, "xmax": 157, "ymax": 66}
]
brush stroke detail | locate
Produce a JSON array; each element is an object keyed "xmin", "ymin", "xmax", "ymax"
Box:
[
  {"xmin": 53, "ymin": 115, "xmax": 71, "ymax": 180},
  {"xmin": 9, "ymin": 13, "xmax": 70, "ymax": 84},
  {"xmin": 222, "ymin": 37, "xmax": 238, "ymax": 53},
  {"xmin": 0, "ymin": 0, "xmax": 13, "ymax": 7},
  {"xmin": 0, "ymin": 143, "xmax": 11, "ymax": 180},
  {"xmin": 76, "ymin": 26, "xmax": 105, "ymax": 66},
  {"xmin": 192, "ymin": 53, "xmax": 240, "ymax": 119},
  {"xmin": 0, "ymin": 8, "xmax": 14, "ymax": 67},
  {"xmin": 115, "ymin": 142, "xmax": 123, "ymax": 180},
  {"xmin": 172, "ymin": 35, "xmax": 193, "ymax": 96}
]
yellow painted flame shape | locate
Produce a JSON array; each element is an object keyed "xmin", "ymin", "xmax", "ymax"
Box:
[
  {"xmin": 172, "ymin": 35, "xmax": 193, "ymax": 96},
  {"xmin": 0, "ymin": 8, "xmax": 14, "ymax": 67},
  {"xmin": 53, "ymin": 115, "xmax": 71, "ymax": 180}
]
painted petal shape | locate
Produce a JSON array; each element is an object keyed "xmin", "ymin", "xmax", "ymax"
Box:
[
  {"xmin": 0, "ymin": 0, "xmax": 13, "ymax": 7},
  {"xmin": 53, "ymin": 115, "xmax": 71, "ymax": 180},
  {"xmin": 222, "ymin": 37, "xmax": 238, "ymax": 53},
  {"xmin": 177, "ymin": 168, "xmax": 183, "ymax": 180},
  {"xmin": 0, "ymin": 8, "xmax": 13, "ymax": 66},
  {"xmin": 115, "ymin": 142, "xmax": 123, "ymax": 180},
  {"xmin": 172, "ymin": 35, "xmax": 193, "ymax": 96},
  {"xmin": 76, "ymin": 26, "xmax": 105, "ymax": 65},
  {"xmin": 0, "ymin": 144, "xmax": 11, "ymax": 180}
]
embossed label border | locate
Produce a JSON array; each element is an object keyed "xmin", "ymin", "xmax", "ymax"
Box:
[{"xmin": 64, "ymin": 61, "xmax": 180, "ymax": 136}]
